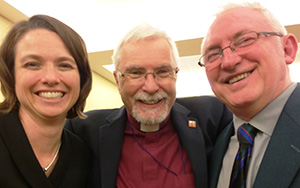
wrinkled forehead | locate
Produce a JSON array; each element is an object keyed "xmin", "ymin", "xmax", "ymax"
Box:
[{"xmin": 203, "ymin": 7, "xmax": 273, "ymax": 50}]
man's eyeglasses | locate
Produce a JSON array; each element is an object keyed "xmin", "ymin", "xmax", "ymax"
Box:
[
  {"xmin": 198, "ymin": 31, "xmax": 283, "ymax": 67},
  {"xmin": 116, "ymin": 66, "xmax": 179, "ymax": 82}
]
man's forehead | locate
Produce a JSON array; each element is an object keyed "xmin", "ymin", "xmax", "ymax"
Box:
[{"xmin": 203, "ymin": 7, "xmax": 270, "ymax": 48}]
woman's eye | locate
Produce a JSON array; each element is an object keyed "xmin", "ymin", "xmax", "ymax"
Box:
[
  {"xmin": 24, "ymin": 62, "xmax": 40, "ymax": 69},
  {"xmin": 59, "ymin": 62, "xmax": 76, "ymax": 70}
]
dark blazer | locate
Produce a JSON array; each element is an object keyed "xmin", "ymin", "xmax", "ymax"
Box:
[
  {"xmin": 209, "ymin": 83, "xmax": 300, "ymax": 188},
  {"xmin": 0, "ymin": 110, "xmax": 92, "ymax": 188},
  {"xmin": 65, "ymin": 96, "xmax": 232, "ymax": 188}
]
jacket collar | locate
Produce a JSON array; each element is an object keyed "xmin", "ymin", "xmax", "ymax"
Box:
[
  {"xmin": 253, "ymin": 83, "xmax": 300, "ymax": 188},
  {"xmin": 0, "ymin": 110, "xmax": 54, "ymax": 187},
  {"xmin": 98, "ymin": 103, "xmax": 207, "ymax": 188}
]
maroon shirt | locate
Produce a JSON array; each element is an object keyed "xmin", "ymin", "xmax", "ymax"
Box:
[{"xmin": 116, "ymin": 113, "xmax": 195, "ymax": 188}]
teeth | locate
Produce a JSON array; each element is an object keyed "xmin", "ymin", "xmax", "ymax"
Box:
[
  {"xmin": 228, "ymin": 73, "xmax": 251, "ymax": 84},
  {"xmin": 39, "ymin": 92, "xmax": 63, "ymax": 99},
  {"xmin": 142, "ymin": 100, "xmax": 159, "ymax": 104}
]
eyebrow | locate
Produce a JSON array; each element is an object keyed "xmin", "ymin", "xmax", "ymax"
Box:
[
  {"xmin": 203, "ymin": 30, "xmax": 250, "ymax": 54},
  {"xmin": 55, "ymin": 57, "xmax": 76, "ymax": 64},
  {"xmin": 125, "ymin": 65, "xmax": 144, "ymax": 70},
  {"xmin": 204, "ymin": 44, "xmax": 221, "ymax": 54},
  {"xmin": 125, "ymin": 63, "xmax": 173, "ymax": 70},
  {"xmin": 20, "ymin": 54, "xmax": 42, "ymax": 61},
  {"xmin": 232, "ymin": 30, "xmax": 249, "ymax": 39},
  {"xmin": 20, "ymin": 54, "xmax": 75, "ymax": 64}
]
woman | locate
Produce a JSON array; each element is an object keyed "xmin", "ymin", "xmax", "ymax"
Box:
[{"xmin": 0, "ymin": 15, "xmax": 92, "ymax": 187}]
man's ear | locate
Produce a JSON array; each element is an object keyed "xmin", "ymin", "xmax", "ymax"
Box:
[
  {"xmin": 113, "ymin": 71, "xmax": 122, "ymax": 94},
  {"xmin": 283, "ymin": 34, "xmax": 298, "ymax": 65},
  {"xmin": 113, "ymin": 71, "xmax": 119, "ymax": 85}
]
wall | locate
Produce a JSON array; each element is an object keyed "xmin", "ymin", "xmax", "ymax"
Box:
[
  {"xmin": 85, "ymin": 73, "xmax": 123, "ymax": 111},
  {"xmin": 0, "ymin": 15, "xmax": 12, "ymax": 42},
  {"xmin": 0, "ymin": 15, "xmax": 13, "ymax": 102}
]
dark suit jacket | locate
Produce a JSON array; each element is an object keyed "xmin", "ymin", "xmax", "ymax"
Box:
[
  {"xmin": 0, "ymin": 110, "xmax": 92, "ymax": 188},
  {"xmin": 65, "ymin": 96, "xmax": 232, "ymax": 188},
  {"xmin": 209, "ymin": 83, "xmax": 300, "ymax": 188}
]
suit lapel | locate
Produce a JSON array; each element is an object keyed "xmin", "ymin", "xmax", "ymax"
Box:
[
  {"xmin": 99, "ymin": 107, "xmax": 127, "ymax": 188},
  {"xmin": 0, "ymin": 111, "xmax": 53, "ymax": 187},
  {"xmin": 209, "ymin": 123, "xmax": 234, "ymax": 188},
  {"xmin": 171, "ymin": 102, "xmax": 208, "ymax": 188},
  {"xmin": 254, "ymin": 84, "xmax": 300, "ymax": 188}
]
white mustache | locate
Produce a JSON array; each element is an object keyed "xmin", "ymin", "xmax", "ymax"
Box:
[{"xmin": 133, "ymin": 92, "xmax": 168, "ymax": 103}]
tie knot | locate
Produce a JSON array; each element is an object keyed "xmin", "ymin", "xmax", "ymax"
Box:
[{"xmin": 237, "ymin": 123, "xmax": 257, "ymax": 146}]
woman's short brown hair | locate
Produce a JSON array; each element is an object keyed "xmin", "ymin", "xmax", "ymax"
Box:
[{"xmin": 0, "ymin": 14, "xmax": 92, "ymax": 118}]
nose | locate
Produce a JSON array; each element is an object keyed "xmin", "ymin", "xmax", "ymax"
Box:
[
  {"xmin": 142, "ymin": 73, "xmax": 159, "ymax": 94},
  {"xmin": 41, "ymin": 65, "xmax": 60, "ymax": 86},
  {"xmin": 220, "ymin": 46, "xmax": 241, "ymax": 70}
]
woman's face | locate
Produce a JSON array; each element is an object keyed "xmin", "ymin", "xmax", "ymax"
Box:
[{"xmin": 14, "ymin": 29, "xmax": 80, "ymax": 121}]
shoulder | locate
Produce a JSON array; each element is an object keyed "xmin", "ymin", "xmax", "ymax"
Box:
[
  {"xmin": 175, "ymin": 96, "xmax": 226, "ymax": 113},
  {"xmin": 83, "ymin": 108, "xmax": 121, "ymax": 121},
  {"xmin": 66, "ymin": 107, "xmax": 122, "ymax": 126},
  {"xmin": 0, "ymin": 110, "xmax": 20, "ymax": 124},
  {"xmin": 176, "ymin": 95, "xmax": 223, "ymax": 105},
  {"xmin": 175, "ymin": 96, "xmax": 232, "ymax": 150},
  {"xmin": 64, "ymin": 107, "xmax": 126, "ymax": 138},
  {"xmin": 174, "ymin": 96, "xmax": 232, "ymax": 129},
  {"xmin": 63, "ymin": 129, "xmax": 91, "ymax": 153}
]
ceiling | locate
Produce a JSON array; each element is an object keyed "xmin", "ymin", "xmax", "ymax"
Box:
[{"xmin": 2, "ymin": 0, "xmax": 300, "ymax": 97}]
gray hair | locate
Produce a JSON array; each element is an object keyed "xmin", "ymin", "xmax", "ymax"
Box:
[{"xmin": 112, "ymin": 23, "xmax": 180, "ymax": 69}]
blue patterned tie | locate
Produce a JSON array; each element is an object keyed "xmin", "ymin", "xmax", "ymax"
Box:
[{"xmin": 229, "ymin": 123, "xmax": 258, "ymax": 188}]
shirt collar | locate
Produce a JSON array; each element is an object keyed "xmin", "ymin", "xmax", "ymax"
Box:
[
  {"xmin": 234, "ymin": 82, "xmax": 297, "ymax": 136},
  {"xmin": 126, "ymin": 111, "xmax": 171, "ymax": 133}
]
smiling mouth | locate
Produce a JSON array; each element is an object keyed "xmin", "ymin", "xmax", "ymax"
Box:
[
  {"xmin": 139, "ymin": 99, "xmax": 163, "ymax": 105},
  {"xmin": 228, "ymin": 72, "xmax": 251, "ymax": 84},
  {"xmin": 38, "ymin": 92, "xmax": 64, "ymax": 99}
]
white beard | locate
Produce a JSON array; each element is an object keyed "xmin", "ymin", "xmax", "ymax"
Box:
[{"xmin": 131, "ymin": 91, "xmax": 169, "ymax": 126}]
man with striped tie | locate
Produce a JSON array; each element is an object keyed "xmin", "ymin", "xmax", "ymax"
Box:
[{"xmin": 198, "ymin": 2, "xmax": 300, "ymax": 188}]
